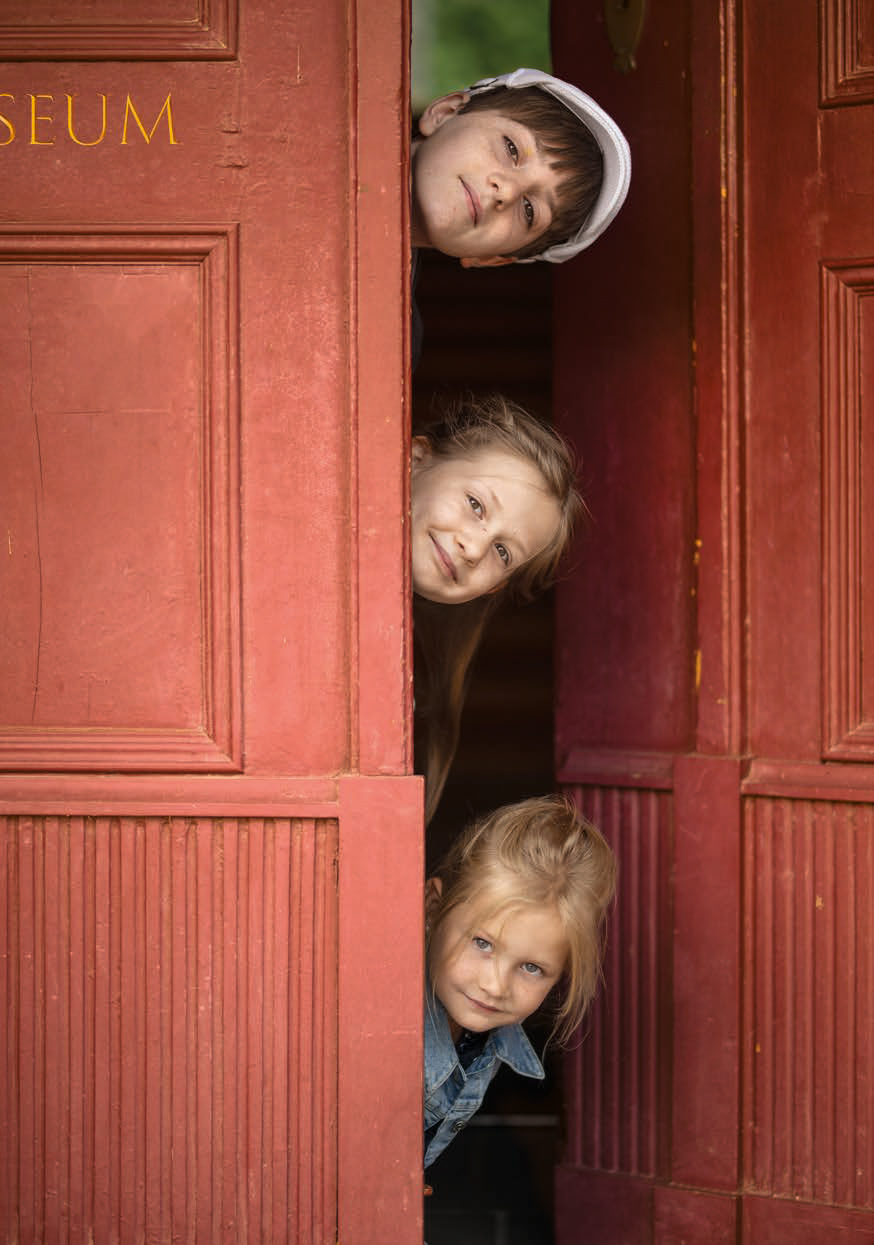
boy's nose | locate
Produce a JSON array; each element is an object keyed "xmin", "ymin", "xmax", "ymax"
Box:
[{"xmin": 489, "ymin": 171, "xmax": 520, "ymax": 208}]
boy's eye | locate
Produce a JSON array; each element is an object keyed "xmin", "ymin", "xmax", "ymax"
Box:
[
  {"xmin": 467, "ymin": 494, "xmax": 484, "ymax": 517},
  {"xmin": 523, "ymin": 198, "xmax": 535, "ymax": 227},
  {"xmin": 504, "ymin": 135, "xmax": 519, "ymax": 163},
  {"xmin": 521, "ymin": 962, "xmax": 543, "ymax": 977},
  {"xmin": 495, "ymin": 542, "xmax": 510, "ymax": 566},
  {"xmin": 473, "ymin": 936, "xmax": 492, "ymax": 952}
]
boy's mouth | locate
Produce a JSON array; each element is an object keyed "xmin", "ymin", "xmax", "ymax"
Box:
[{"xmin": 460, "ymin": 178, "xmax": 479, "ymax": 225}]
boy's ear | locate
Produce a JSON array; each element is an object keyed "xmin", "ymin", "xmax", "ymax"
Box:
[
  {"xmin": 417, "ymin": 90, "xmax": 470, "ymax": 137},
  {"xmin": 460, "ymin": 254, "xmax": 517, "ymax": 269}
]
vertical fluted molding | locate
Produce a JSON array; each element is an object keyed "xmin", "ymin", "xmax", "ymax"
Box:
[
  {"xmin": 0, "ymin": 813, "xmax": 338, "ymax": 1243},
  {"xmin": 563, "ymin": 785, "xmax": 670, "ymax": 1179},
  {"xmin": 744, "ymin": 797, "xmax": 874, "ymax": 1208}
]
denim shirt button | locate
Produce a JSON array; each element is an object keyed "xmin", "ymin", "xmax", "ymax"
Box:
[{"xmin": 451, "ymin": 1120, "xmax": 465, "ymax": 1133}]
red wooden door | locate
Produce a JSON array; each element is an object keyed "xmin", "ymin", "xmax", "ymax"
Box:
[
  {"xmin": 552, "ymin": 0, "xmax": 874, "ymax": 1240},
  {"xmin": 0, "ymin": 5, "xmax": 421, "ymax": 1243}
]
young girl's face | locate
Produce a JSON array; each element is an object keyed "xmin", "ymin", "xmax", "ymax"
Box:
[
  {"xmin": 427, "ymin": 882, "xmax": 569, "ymax": 1040},
  {"xmin": 411, "ymin": 441, "xmax": 561, "ymax": 604}
]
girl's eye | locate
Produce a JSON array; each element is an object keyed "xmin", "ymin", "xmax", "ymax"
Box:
[
  {"xmin": 467, "ymin": 495, "xmax": 484, "ymax": 517},
  {"xmin": 473, "ymin": 936, "xmax": 492, "ymax": 952},
  {"xmin": 504, "ymin": 135, "xmax": 519, "ymax": 163},
  {"xmin": 521, "ymin": 962, "xmax": 543, "ymax": 977},
  {"xmin": 523, "ymin": 197, "xmax": 535, "ymax": 227},
  {"xmin": 495, "ymin": 543, "xmax": 510, "ymax": 566}
]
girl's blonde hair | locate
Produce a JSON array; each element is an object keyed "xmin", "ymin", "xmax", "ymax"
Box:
[
  {"xmin": 427, "ymin": 795, "xmax": 617, "ymax": 1047},
  {"xmin": 413, "ymin": 394, "xmax": 583, "ymax": 823}
]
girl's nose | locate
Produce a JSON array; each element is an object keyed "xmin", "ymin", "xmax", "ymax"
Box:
[
  {"xmin": 479, "ymin": 956, "xmax": 505, "ymax": 998},
  {"xmin": 457, "ymin": 526, "xmax": 489, "ymax": 564}
]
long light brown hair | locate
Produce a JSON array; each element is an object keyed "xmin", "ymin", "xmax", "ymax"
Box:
[{"xmin": 413, "ymin": 394, "xmax": 583, "ymax": 822}]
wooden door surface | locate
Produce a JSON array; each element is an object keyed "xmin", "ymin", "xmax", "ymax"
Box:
[
  {"xmin": 0, "ymin": 4, "xmax": 421, "ymax": 1243},
  {"xmin": 552, "ymin": 0, "xmax": 874, "ymax": 1240}
]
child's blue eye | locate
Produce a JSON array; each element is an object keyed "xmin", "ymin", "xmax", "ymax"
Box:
[
  {"xmin": 467, "ymin": 495, "xmax": 484, "ymax": 517},
  {"xmin": 521, "ymin": 962, "xmax": 543, "ymax": 976},
  {"xmin": 495, "ymin": 543, "xmax": 510, "ymax": 566},
  {"xmin": 473, "ymin": 936, "xmax": 492, "ymax": 952},
  {"xmin": 504, "ymin": 135, "xmax": 519, "ymax": 163}
]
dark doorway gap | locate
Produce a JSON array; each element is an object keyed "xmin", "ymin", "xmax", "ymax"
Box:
[{"xmin": 413, "ymin": 247, "xmax": 561, "ymax": 1245}]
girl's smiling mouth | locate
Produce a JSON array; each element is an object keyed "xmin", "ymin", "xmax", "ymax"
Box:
[
  {"xmin": 430, "ymin": 534, "xmax": 458, "ymax": 582},
  {"xmin": 465, "ymin": 994, "xmax": 501, "ymax": 1015},
  {"xmin": 460, "ymin": 178, "xmax": 479, "ymax": 225}
]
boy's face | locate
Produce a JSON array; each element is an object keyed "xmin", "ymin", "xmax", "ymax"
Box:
[
  {"xmin": 410, "ymin": 440, "xmax": 561, "ymax": 604},
  {"xmin": 426, "ymin": 880, "xmax": 569, "ymax": 1040},
  {"xmin": 412, "ymin": 91, "xmax": 566, "ymax": 266}
]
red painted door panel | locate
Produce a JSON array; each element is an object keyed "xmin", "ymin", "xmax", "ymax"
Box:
[
  {"xmin": 0, "ymin": 4, "xmax": 421, "ymax": 1243},
  {"xmin": 2, "ymin": 242, "xmax": 236, "ymax": 767},
  {"xmin": 553, "ymin": 0, "xmax": 874, "ymax": 1240}
]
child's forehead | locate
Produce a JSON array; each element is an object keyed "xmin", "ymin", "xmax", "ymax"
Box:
[
  {"xmin": 462, "ymin": 890, "xmax": 546, "ymax": 932},
  {"xmin": 483, "ymin": 107, "xmax": 544, "ymax": 145},
  {"xmin": 443, "ymin": 450, "xmax": 556, "ymax": 508},
  {"xmin": 450, "ymin": 870, "xmax": 516, "ymax": 918},
  {"xmin": 448, "ymin": 446, "xmax": 540, "ymax": 480}
]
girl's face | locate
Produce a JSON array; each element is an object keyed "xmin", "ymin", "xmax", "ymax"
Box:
[
  {"xmin": 411, "ymin": 440, "xmax": 561, "ymax": 604},
  {"xmin": 427, "ymin": 881, "xmax": 569, "ymax": 1041}
]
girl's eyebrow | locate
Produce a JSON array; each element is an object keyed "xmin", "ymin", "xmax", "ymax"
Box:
[
  {"xmin": 530, "ymin": 956, "xmax": 561, "ymax": 975},
  {"xmin": 474, "ymin": 925, "xmax": 559, "ymax": 974},
  {"xmin": 474, "ymin": 922, "xmax": 504, "ymax": 947}
]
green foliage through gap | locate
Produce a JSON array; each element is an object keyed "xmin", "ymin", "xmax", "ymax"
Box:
[{"xmin": 412, "ymin": 0, "xmax": 552, "ymax": 113}]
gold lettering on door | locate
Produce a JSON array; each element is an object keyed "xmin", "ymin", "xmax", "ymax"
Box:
[
  {"xmin": 0, "ymin": 93, "xmax": 179, "ymax": 146},
  {"xmin": 29, "ymin": 93, "xmax": 54, "ymax": 145},
  {"xmin": 67, "ymin": 93, "xmax": 107, "ymax": 147},
  {"xmin": 0, "ymin": 94, "xmax": 14, "ymax": 145},
  {"xmin": 121, "ymin": 94, "xmax": 178, "ymax": 145}
]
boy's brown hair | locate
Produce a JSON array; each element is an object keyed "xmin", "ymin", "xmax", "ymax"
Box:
[{"xmin": 458, "ymin": 86, "xmax": 604, "ymax": 260}]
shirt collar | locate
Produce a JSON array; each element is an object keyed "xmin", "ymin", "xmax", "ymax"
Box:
[{"xmin": 424, "ymin": 990, "xmax": 545, "ymax": 1084}]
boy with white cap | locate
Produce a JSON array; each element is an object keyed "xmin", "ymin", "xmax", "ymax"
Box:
[
  {"xmin": 412, "ymin": 67, "xmax": 630, "ymax": 265},
  {"xmin": 410, "ymin": 67, "xmax": 631, "ymax": 359}
]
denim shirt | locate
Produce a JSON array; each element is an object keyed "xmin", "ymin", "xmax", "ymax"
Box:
[{"xmin": 423, "ymin": 990, "xmax": 545, "ymax": 1169}]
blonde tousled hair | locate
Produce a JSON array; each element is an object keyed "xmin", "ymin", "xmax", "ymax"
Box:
[{"xmin": 427, "ymin": 794, "xmax": 617, "ymax": 1047}]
